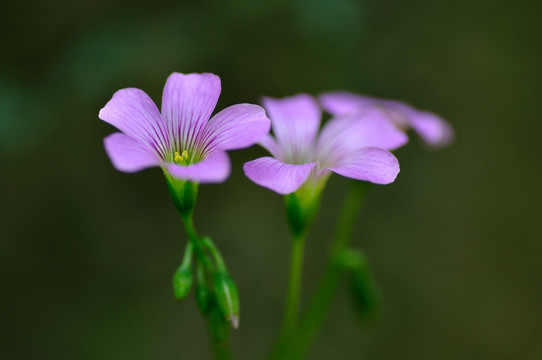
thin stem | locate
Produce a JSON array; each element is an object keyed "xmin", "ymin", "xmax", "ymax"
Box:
[
  {"xmin": 201, "ymin": 236, "xmax": 228, "ymax": 274},
  {"xmin": 211, "ymin": 338, "xmax": 233, "ymax": 360},
  {"xmin": 283, "ymin": 231, "xmax": 307, "ymax": 335},
  {"xmin": 181, "ymin": 214, "xmax": 214, "ymax": 271},
  {"xmin": 269, "ymin": 231, "xmax": 307, "ymax": 360},
  {"xmin": 284, "ymin": 181, "xmax": 369, "ymax": 360},
  {"xmin": 181, "ymin": 213, "xmax": 198, "ymax": 242}
]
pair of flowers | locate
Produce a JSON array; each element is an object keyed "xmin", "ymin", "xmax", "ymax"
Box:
[{"xmin": 100, "ymin": 72, "xmax": 452, "ymax": 193}]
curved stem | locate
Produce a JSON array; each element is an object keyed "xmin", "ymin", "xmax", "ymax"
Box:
[{"xmin": 284, "ymin": 181, "xmax": 369, "ymax": 359}]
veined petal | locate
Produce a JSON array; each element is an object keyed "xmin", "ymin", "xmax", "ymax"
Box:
[
  {"xmin": 328, "ymin": 147, "xmax": 399, "ymax": 185},
  {"xmin": 161, "ymin": 73, "xmax": 221, "ymax": 151},
  {"xmin": 199, "ymin": 104, "xmax": 270, "ymax": 156},
  {"xmin": 262, "ymin": 94, "xmax": 321, "ymax": 162},
  {"xmin": 316, "ymin": 110, "xmax": 408, "ymax": 168},
  {"xmin": 166, "ymin": 151, "xmax": 230, "ymax": 183},
  {"xmin": 318, "ymin": 110, "xmax": 408, "ymax": 152},
  {"xmin": 99, "ymin": 88, "xmax": 169, "ymax": 158},
  {"xmin": 243, "ymin": 157, "xmax": 316, "ymax": 195},
  {"xmin": 104, "ymin": 133, "xmax": 160, "ymax": 172},
  {"xmin": 408, "ymin": 110, "xmax": 454, "ymax": 147}
]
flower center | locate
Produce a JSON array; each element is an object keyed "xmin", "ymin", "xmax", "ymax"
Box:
[{"xmin": 174, "ymin": 150, "xmax": 189, "ymax": 164}]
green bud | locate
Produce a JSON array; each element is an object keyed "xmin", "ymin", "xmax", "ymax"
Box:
[
  {"xmin": 349, "ymin": 253, "xmax": 380, "ymax": 321},
  {"xmin": 208, "ymin": 300, "xmax": 230, "ymax": 343},
  {"xmin": 172, "ymin": 266, "xmax": 193, "ymax": 301},
  {"xmin": 172, "ymin": 241, "xmax": 193, "ymax": 301},
  {"xmin": 196, "ymin": 284, "xmax": 211, "ymax": 315},
  {"xmin": 334, "ymin": 247, "xmax": 365, "ymax": 270},
  {"xmin": 165, "ymin": 175, "xmax": 199, "ymax": 218},
  {"xmin": 213, "ymin": 274, "xmax": 240, "ymax": 329}
]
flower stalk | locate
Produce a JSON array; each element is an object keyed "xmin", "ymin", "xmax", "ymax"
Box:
[{"xmin": 281, "ymin": 180, "xmax": 371, "ymax": 360}]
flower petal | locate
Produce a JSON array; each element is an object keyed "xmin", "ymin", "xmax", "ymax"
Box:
[
  {"xmin": 166, "ymin": 151, "xmax": 230, "ymax": 183},
  {"xmin": 243, "ymin": 157, "xmax": 316, "ymax": 195},
  {"xmin": 319, "ymin": 91, "xmax": 374, "ymax": 116},
  {"xmin": 328, "ymin": 147, "xmax": 400, "ymax": 185},
  {"xmin": 103, "ymin": 133, "xmax": 160, "ymax": 172},
  {"xmin": 99, "ymin": 88, "xmax": 169, "ymax": 158},
  {"xmin": 407, "ymin": 110, "xmax": 454, "ymax": 147},
  {"xmin": 199, "ymin": 104, "xmax": 270, "ymax": 155},
  {"xmin": 320, "ymin": 92, "xmax": 454, "ymax": 147},
  {"xmin": 262, "ymin": 94, "xmax": 321, "ymax": 162},
  {"xmin": 161, "ymin": 73, "xmax": 221, "ymax": 151},
  {"xmin": 318, "ymin": 110, "xmax": 408, "ymax": 153}
]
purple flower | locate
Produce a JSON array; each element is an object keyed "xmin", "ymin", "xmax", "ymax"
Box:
[
  {"xmin": 99, "ymin": 72, "xmax": 270, "ymax": 183},
  {"xmin": 319, "ymin": 91, "xmax": 454, "ymax": 148},
  {"xmin": 243, "ymin": 94, "xmax": 408, "ymax": 195}
]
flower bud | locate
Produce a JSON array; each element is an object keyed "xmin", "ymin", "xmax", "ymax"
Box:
[
  {"xmin": 172, "ymin": 266, "xmax": 193, "ymax": 301},
  {"xmin": 349, "ymin": 254, "xmax": 380, "ymax": 321},
  {"xmin": 196, "ymin": 284, "xmax": 211, "ymax": 315},
  {"xmin": 213, "ymin": 274, "xmax": 240, "ymax": 329},
  {"xmin": 172, "ymin": 242, "xmax": 193, "ymax": 301}
]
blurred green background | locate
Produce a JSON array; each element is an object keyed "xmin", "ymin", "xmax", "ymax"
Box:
[{"xmin": 1, "ymin": 0, "xmax": 541, "ymax": 359}]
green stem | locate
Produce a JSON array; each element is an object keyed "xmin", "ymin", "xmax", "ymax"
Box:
[
  {"xmin": 211, "ymin": 337, "xmax": 233, "ymax": 360},
  {"xmin": 181, "ymin": 214, "xmax": 214, "ymax": 271},
  {"xmin": 269, "ymin": 231, "xmax": 307, "ymax": 360},
  {"xmin": 284, "ymin": 181, "xmax": 369, "ymax": 360},
  {"xmin": 201, "ymin": 236, "xmax": 228, "ymax": 274},
  {"xmin": 181, "ymin": 213, "xmax": 198, "ymax": 242},
  {"xmin": 283, "ymin": 231, "xmax": 306, "ymax": 335}
]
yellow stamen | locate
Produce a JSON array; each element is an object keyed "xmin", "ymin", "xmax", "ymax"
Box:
[{"xmin": 174, "ymin": 150, "xmax": 190, "ymax": 163}]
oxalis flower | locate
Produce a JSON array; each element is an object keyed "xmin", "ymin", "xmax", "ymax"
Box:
[
  {"xmin": 243, "ymin": 94, "xmax": 408, "ymax": 196},
  {"xmin": 319, "ymin": 91, "xmax": 454, "ymax": 148},
  {"xmin": 99, "ymin": 72, "xmax": 270, "ymax": 186}
]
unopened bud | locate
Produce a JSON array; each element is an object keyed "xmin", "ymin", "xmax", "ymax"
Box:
[
  {"xmin": 173, "ymin": 266, "xmax": 193, "ymax": 301},
  {"xmin": 196, "ymin": 283, "xmax": 211, "ymax": 314},
  {"xmin": 213, "ymin": 274, "xmax": 240, "ymax": 329},
  {"xmin": 349, "ymin": 254, "xmax": 380, "ymax": 321},
  {"xmin": 172, "ymin": 242, "xmax": 193, "ymax": 301}
]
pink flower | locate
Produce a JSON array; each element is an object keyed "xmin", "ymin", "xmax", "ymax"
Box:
[
  {"xmin": 99, "ymin": 72, "xmax": 270, "ymax": 183},
  {"xmin": 243, "ymin": 94, "xmax": 407, "ymax": 195},
  {"xmin": 320, "ymin": 91, "xmax": 454, "ymax": 148}
]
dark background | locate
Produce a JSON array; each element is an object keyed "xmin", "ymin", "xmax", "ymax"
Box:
[{"xmin": 1, "ymin": 0, "xmax": 541, "ymax": 359}]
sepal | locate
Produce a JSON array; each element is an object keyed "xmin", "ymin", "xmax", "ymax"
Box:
[
  {"xmin": 165, "ymin": 174, "xmax": 199, "ymax": 218},
  {"xmin": 285, "ymin": 187, "xmax": 322, "ymax": 237}
]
